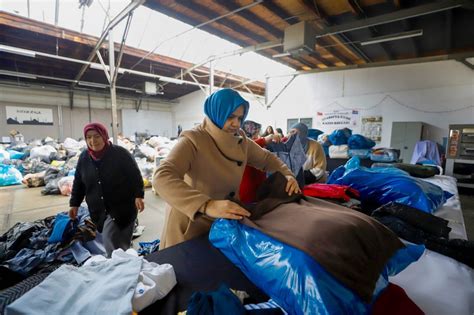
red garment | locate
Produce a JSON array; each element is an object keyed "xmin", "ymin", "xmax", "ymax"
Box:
[
  {"xmin": 302, "ymin": 183, "xmax": 360, "ymax": 202},
  {"xmin": 239, "ymin": 137, "xmax": 267, "ymax": 203},
  {"xmin": 83, "ymin": 122, "xmax": 111, "ymax": 161},
  {"xmin": 372, "ymin": 283, "xmax": 424, "ymax": 315}
]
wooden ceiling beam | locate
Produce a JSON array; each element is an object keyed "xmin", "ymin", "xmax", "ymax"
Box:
[
  {"xmin": 260, "ymin": 1, "xmax": 300, "ymax": 24},
  {"xmin": 217, "ymin": 1, "xmax": 283, "ymax": 38},
  {"xmin": 259, "ymin": 1, "xmax": 347, "ymax": 66},
  {"xmin": 176, "ymin": 0, "xmax": 268, "ymax": 44}
]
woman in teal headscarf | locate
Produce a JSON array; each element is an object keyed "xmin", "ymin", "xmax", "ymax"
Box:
[{"xmin": 153, "ymin": 89, "xmax": 299, "ymax": 248}]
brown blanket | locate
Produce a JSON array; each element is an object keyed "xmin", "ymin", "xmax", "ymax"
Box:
[{"xmin": 242, "ymin": 173, "xmax": 404, "ymax": 302}]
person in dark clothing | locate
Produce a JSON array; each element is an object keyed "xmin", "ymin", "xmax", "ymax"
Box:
[{"xmin": 69, "ymin": 122, "xmax": 144, "ymax": 256}]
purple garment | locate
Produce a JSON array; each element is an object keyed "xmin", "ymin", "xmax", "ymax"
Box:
[{"xmin": 410, "ymin": 140, "xmax": 441, "ymax": 166}]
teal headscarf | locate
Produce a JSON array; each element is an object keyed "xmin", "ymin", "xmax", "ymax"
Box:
[{"xmin": 204, "ymin": 89, "xmax": 249, "ymax": 129}]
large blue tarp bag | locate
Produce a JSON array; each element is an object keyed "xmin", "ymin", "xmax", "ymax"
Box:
[
  {"xmin": 328, "ymin": 128, "xmax": 352, "ymax": 145},
  {"xmin": 347, "ymin": 135, "xmax": 376, "ymax": 149},
  {"xmin": 209, "ymin": 219, "xmax": 424, "ymax": 315},
  {"xmin": 328, "ymin": 157, "xmax": 452, "ymax": 213},
  {"xmin": 0, "ymin": 164, "xmax": 23, "ymax": 186}
]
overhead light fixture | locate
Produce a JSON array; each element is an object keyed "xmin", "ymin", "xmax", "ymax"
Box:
[
  {"xmin": 78, "ymin": 81, "xmax": 108, "ymax": 88},
  {"xmin": 157, "ymin": 76, "xmax": 184, "ymax": 85},
  {"xmin": 0, "ymin": 70, "xmax": 37, "ymax": 79},
  {"xmin": 90, "ymin": 63, "xmax": 125, "ymax": 74},
  {"xmin": 272, "ymin": 52, "xmax": 291, "ymax": 58},
  {"xmin": 360, "ymin": 29, "xmax": 423, "ymax": 46},
  {"xmin": 0, "ymin": 45, "xmax": 36, "ymax": 58},
  {"xmin": 122, "ymin": 69, "xmax": 184, "ymax": 85}
]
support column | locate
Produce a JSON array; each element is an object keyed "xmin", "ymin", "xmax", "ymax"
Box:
[{"xmin": 108, "ymin": 29, "xmax": 119, "ymax": 144}]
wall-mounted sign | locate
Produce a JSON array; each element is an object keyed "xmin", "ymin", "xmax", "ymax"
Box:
[
  {"xmin": 6, "ymin": 106, "xmax": 53, "ymax": 125},
  {"xmin": 315, "ymin": 110, "xmax": 359, "ymax": 129}
]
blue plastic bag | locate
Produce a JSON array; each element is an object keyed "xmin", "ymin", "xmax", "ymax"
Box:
[
  {"xmin": 347, "ymin": 135, "xmax": 375, "ymax": 149},
  {"xmin": 328, "ymin": 157, "xmax": 452, "ymax": 213},
  {"xmin": 328, "ymin": 128, "xmax": 352, "ymax": 145},
  {"xmin": 210, "ymin": 219, "xmax": 424, "ymax": 315},
  {"xmin": 210, "ymin": 219, "xmax": 369, "ymax": 315},
  {"xmin": 0, "ymin": 164, "xmax": 22, "ymax": 186},
  {"xmin": 138, "ymin": 239, "xmax": 160, "ymax": 256},
  {"xmin": 7, "ymin": 150, "xmax": 25, "ymax": 160}
]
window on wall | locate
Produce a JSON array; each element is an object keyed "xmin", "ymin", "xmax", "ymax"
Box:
[
  {"xmin": 287, "ymin": 118, "xmax": 313, "ymax": 133},
  {"xmin": 287, "ymin": 119, "xmax": 298, "ymax": 134}
]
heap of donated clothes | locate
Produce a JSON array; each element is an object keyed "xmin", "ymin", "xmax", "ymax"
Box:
[
  {"xmin": 0, "ymin": 206, "xmax": 103, "ymax": 283},
  {"xmin": 210, "ymin": 172, "xmax": 425, "ymax": 315},
  {"xmin": 1, "ymin": 206, "xmax": 176, "ymax": 314}
]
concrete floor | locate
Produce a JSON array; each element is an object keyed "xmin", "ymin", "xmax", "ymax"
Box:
[
  {"xmin": 1, "ymin": 185, "xmax": 473, "ymax": 243},
  {"xmin": 0, "ymin": 186, "xmax": 167, "ymax": 247}
]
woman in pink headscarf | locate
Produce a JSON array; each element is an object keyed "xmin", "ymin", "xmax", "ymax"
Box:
[{"xmin": 69, "ymin": 122, "xmax": 144, "ymax": 256}]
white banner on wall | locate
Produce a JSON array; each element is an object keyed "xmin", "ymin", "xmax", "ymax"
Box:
[
  {"xmin": 6, "ymin": 106, "xmax": 53, "ymax": 125},
  {"xmin": 315, "ymin": 110, "xmax": 359, "ymax": 129}
]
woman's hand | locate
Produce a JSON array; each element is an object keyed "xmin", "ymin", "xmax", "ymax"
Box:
[
  {"xmin": 69, "ymin": 207, "xmax": 79, "ymax": 220},
  {"xmin": 204, "ymin": 200, "xmax": 251, "ymax": 220},
  {"xmin": 285, "ymin": 175, "xmax": 301, "ymax": 196},
  {"xmin": 264, "ymin": 134, "xmax": 282, "ymax": 144},
  {"xmin": 135, "ymin": 198, "xmax": 145, "ymax": 212}
]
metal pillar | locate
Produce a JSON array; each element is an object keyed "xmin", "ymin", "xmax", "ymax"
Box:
[
  {"xmin": 209, "ymin": 60, "xmax": 214, "ymax": 95},
  {"xmin": 54, "ymin": 0, "xmax": 59, "ymax": 26},
  {"xmin": 57, "ymin": 104, "xmax": 63, "ymax": 141},
  {"xmin": 108, "ymin": 30, "xmax": 119, "ymax": 145}
]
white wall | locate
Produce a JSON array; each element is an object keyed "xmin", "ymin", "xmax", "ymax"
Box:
[
  {"xmin": 255, "ymin": 60, "xmax": 474, "ymax": 147},
  {"xmin": 122, "ymin": 109, "xmax": 173, "ymax": 138},
  {"xmin": 0, "ymin": 84, "xmax": 174, "ymax": 140}
]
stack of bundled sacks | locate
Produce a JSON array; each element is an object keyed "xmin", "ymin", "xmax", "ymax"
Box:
[
  {"xmin": 0, "ymin": 133, "xmax": 178, "ymax": 192},
  {"xmin": 131, "ymin": 136, "xmax": 177, "ymax": 187},
  {"xmin": 316, "ymin": 128, "xmax": 376, "ymax": 159},
  {"xmin": 0, "ymin": 136, "xmax": 84, "ymax": 189},
  {"xmin": 316, "ymin": 128, "xmax": 401, "ymax": 162}
]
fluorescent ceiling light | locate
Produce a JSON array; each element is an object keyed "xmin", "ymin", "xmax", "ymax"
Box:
[
  {"xmin": 0, "ymin": 70, "xmax": 37, "ymax": 79},
  {"xmin": 90, "ymin": 63, "xmax": 125, "ymax": 74},
  {"xmin": 272, "ymin": 52, "xmax": 291, "ymax": 58},
  {"xmin": 122, "ymin": 69, "xmax": 184, "ymax": 85},
  {"xmin": 0, "ymin": 45, "xmax": 36, "ymax": 58},
  {"xmin": 157, "ymin": 76, "xmax": 185, "ymax": 85},
  {"xmin": 360, "ymin": 29, "xmax": 423, "ymax": 46},
  {"xmin": 78, "ymin": 81, "xmax": 108, "ymax": 88}
]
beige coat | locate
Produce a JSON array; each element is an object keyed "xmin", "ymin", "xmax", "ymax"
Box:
[
  {"xmin": 304, "ymin": 139, "xmax": 327, "ymax": 182},
  {"xmin": 153, "ymin": 117, "xmax": 293, "ymax": 249}
]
